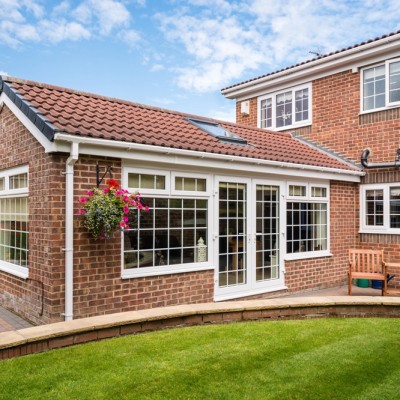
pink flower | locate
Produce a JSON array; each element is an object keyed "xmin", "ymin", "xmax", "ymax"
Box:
[
  {"xmin": 123, "ymin": 216, "xmax": 129, "ymax": 223},
  {"xmin": 145, "ymin": 205, "xmax": 150, "ymax": 212},
  {"xmin": 77, "ymin": 209, "xmax": 86, "ymax": 215},
  {"xmin": 123, "ymin": 206, "xmax": 129, "ymax": 214},
  {"xmin": 79, "ymin": 197, "xmax": 88, "ymax": 203},
  {"xmin": 86, "ymin": 191, "xmax": 94, "ymax": 196}
]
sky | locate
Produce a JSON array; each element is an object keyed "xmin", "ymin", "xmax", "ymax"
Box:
[{"xmin": 1, "ymin": 0, "xmax": 400, "ymax": 122}]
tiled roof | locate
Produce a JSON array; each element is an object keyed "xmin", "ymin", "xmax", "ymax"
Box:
[
  {"xmin": 222, "ymin": 29, "xmax": 400, "ymax": 91},
  {"xmin": 0, "ymin": 76, "xmax": 359, "ymax": 172}
]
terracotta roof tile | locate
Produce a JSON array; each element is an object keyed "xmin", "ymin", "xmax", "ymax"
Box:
[{"xmin": 0, "ymin": 76, "xmax": 359, "ymax": 173}]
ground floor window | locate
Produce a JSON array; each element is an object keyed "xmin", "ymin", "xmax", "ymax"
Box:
[
  {"xmin": 286, "ymin": 183, "xmax": 328, "ymax": 256},
  {"xmin": 0, "ymin": 165, "xmax": 29, "ymax": 278},
  {"xmin": 361, "ymin": 183, "xmax": 400, "ymax": 232},
  {"xmin": 124, "ymin": 197, "xmax": 208, "ymax": 269},
  {"xmin": 122, "ymin": 168, "xmax": 210, "ymax": 277}
]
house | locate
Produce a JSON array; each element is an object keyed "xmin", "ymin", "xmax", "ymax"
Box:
[
  {"xmin": 222, "ymin": 29, "xmax": 400, "ymax": 291},
  {"xmin": 0, "ymin": 74, "xmax": 362, "ymax": 324}
]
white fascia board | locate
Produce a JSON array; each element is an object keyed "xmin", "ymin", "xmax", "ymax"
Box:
[
  {"xmin": 0, "ymin": 92, "xmax": 58, "ymax": 153},
  {"xmin": 54, "ymin": 133, "xmax": 363, "ymax": 182},
  {"xmin": 222, "ymin": 34, "xmax": 400, "ymax": 100}
]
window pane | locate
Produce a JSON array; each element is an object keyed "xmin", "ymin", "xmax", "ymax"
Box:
[
  {"xmin": 124, "ymin": 197, "xmax": 208, "ymax": 269},
  {"xmin": 0, "ymin": 178, "xmax": 4, "ymax": 191},
  {"xmin": 0, "ymin": 197, "xmax": 28, "ymax": 267},
  {"xmin": 389, "ymin": 61, "xmax": 400, "ymax": 103},
  {"xmin": 295, "ymin": 88, "xmax": 309, "ymax": 122},
  {"xmin": 390, "ymin": 187, "xmax": 400, "ymax": 228},
  {"xmin": 311, "ymin": 187, "xmax": 327, "ymax": 198},
  {"xmin": 175, "ymin": 177, "xmax": 207, "ymax": 192},
  {"xmin": 260, "ymin": 98, "xmax": 272, "ymax": 128},
  {"xmin": 276, "ymin": 91, "xmax": 292, "ymax": 127},
  {"xmin": 286, "ymin": 202, "xmax": 327, "ymax": 254},
  {"xmin": 128, "ymin": 173, "xmax": 165, "ymax": 190},
  {"xmin": 365, "ymin": 189, "xmax": 384, "ymax": 226},
  {"xmin": 289, "ymin": 185, "xmax": 306, "ymax": 197},
  {"xmin": 363, "ymin": 65, "xmax": 385, "ymax": 111},
  {"xmin": 9, "ymin": 173, "xmax": 28, "ymax": 189}
]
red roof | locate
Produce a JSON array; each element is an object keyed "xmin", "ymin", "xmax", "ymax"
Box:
[
  {"xmin": 0, "ymin": 76, "xmax": 358, "ymax": 172},
  {"xmin": 222, "ymin": 29, "xmax": 400, "ymax": 91}
]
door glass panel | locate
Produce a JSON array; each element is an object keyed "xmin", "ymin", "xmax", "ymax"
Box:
[
  {"xmin": 255, "ymin": 185, "xmax": 280, "ymax": 282},
  {"xmin": 218, "ymin": 182, "xmax": 247, "ymax": 287}
]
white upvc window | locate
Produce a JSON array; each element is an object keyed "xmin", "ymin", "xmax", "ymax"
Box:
[
  {"xmin": 360, "ymin": 183, "xmax": 400, "ymax": 233},
  {"xmin": 121, "ymin": 168, "xmax": 212, "ymax": 278},
  {"xmin": 285, "ymin": 182, "xmax": 329, "ymax": 260},
  {"xmin": 361, "ymin": 58, "xmax": 400, "ymax": 112},
  {"xmin": 258, "ymin": 83, "xmax": 312, "ymax": 130},
  {"xmin": 0, "ymin": 165, "xmax": 29, "ymax": 279}
]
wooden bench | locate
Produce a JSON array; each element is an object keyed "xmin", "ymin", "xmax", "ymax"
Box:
[{"xmin": 348, "ymin": 249, "xmax": 387, "ymax": 296}]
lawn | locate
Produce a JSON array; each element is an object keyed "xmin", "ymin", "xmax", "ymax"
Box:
[{"xmin": 1, "ymin": 318, "xmax": 400, "ymax": 399}]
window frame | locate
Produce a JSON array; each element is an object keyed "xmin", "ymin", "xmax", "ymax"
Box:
[
  {"xmin": 121, "ymin": 167, "xmax": 213, "ymax": 278},
  {"xmin": 285, "ymin": 182, "xmax": 330, "ymax": 261},
  {"xmin": 0, "ymin": 165, "xmax": 29, "ymax": 279},
  {"xmin": 258, "ymin": 83, "xmax": 312, "ymax": 131},
  {"xmin": 360, "ymin": 58, "xmax": 400, "ymax": 113},
  {"xmin": 360, "ymin": 183, "xmax": 400, "ymax": 233}
]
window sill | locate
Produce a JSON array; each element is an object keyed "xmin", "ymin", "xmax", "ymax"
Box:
[
  {"xmin": 121, "ymin": 263, "xmax": 213, "ymax": 279},
  {"xmin": 284, "ymin": 251, "xmax": 332, "ymax": 261},
  {"xmin": 0, "ymin": 261, "xmax": 28, "ymax": 279},
  {"xmin": 359, "ymin": 229, "xmax": 400, "ymax": 235},
  {"xmin": 274, "ymin": 122, "xmax": 312, "ymax": 132},
  {"xmin": 214, "ymin": 284, "xmax": 288, "ymax": 302},
  {"xmin": 359, "ymin": 104, "xmax": 400, "ymax": 116}
]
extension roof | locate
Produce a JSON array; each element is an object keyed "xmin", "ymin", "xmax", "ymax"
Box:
[{"xmin": 0, "ymin": 76, "xmax": 360, "ymax": 174}]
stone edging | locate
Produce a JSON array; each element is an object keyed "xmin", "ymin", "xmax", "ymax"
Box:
[{"xmin": 1, "ymin": 296, "xmax": 400, "ymax": 360}]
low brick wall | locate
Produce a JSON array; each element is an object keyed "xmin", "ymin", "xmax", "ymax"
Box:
[{"xmin": 1, "ymin": 297, "xmax": 400, "ymax": 360}]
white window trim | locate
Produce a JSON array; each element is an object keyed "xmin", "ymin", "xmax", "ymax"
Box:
[
  {"xmin": 284, "ymin": 181, "xmax": 330, "ymax": 261},
  {"xmin": 0, "ymin": 165, "xmax": 29, "ymax": 279},
  {"xmin": 123, "ymin": 167, "xmax": 170, "ymax": 195},
  {"xmin": 258, "ymin": 83, "xmax": 312, "ymax": 131},
  {"xmin": 360, "ymin": 58, "xmax": 400, "ymax": 114},
  {"xmin": 171, "ymin": 171, "xmax": 211, "ymax": 196},
  {"xmin": 360, "ymin": 182, "xmax": 400, "ymax": 234},
  {"xmin": 121, "ymin": 166, "xmax": 213, "ymax": 278}
]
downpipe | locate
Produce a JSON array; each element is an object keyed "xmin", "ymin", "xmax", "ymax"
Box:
[
  {"xmin": 361, "ymin": 148, "xmax": 400, "ymax": 169},
  {"xmin": 64, "ymin": 142, "xmax": 79, "ymax": 321}
]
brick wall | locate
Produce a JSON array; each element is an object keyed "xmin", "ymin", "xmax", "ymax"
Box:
[
  {"xmin": 0, "ymin": 104, "xmax": 65, "ymax": 325},
  {"xmin": 0, "ymin": 107, "xmax": 214, "ymax": 325},
  {"xmin": 234, "ymin": 67, "xmax": 400, "ymax": 292}
]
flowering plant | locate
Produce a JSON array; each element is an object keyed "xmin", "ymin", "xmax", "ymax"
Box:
[{"xmin": 78, "ymin": 179, "xmax": 148, "ymax": 240}]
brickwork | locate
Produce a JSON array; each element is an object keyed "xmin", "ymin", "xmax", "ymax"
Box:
[
  {"xmin": 234, "ymin": 65, "xmax": 400, "ymax": 293},
  {"xmin": 0, "ymin": 105, "xmax": 65, "ymax": 325},
  {"xmin": 0, "ymin": 106, "xmax": 214, "ymax": 325}
]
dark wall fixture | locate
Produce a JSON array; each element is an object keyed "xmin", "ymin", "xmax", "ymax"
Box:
[{"xmin": 361, "ymin": 148, "xmax": 400, "ymax": 169}]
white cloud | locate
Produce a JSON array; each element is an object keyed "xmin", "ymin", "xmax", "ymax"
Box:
[
  {"xmin": 0, "ymin": 0, "xmax": 138, "ymax": 47},
  {"xmin": 85, "ymin": 0, "xmax": 131, "ymax": 35},
  {"xmin": 150, "ymin": 64, "xmax": 165, "ymax": 72},
  {"xmin": 156, "ymin": 0, "xmax": 400, "ymax": 93},
  {"xmin": 0, "ymin": 70, "xmax": 9, "ymax": 77},
  {"xmin": 157, "ymin": 13, "xmax": 266, "ymax": 92},
  {"xmin": 210, "ymin": 107, "xmax": 236, "ymax": 123},
  {"xmin": 38, "ymin": 19, "xmax": 91, "ymax": 43},
  {"xmin": 118, "ymin": 29, "xmax": 141, "ymax": 47}
]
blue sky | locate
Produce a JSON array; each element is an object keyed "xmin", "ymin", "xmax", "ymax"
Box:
[{"xmin": 1, "ymin": 0, "xmax": 400, "ymax": 122}]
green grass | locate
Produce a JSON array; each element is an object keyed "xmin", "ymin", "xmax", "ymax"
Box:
[{"xmin": 1, "ymin": 318, "xmax": 400, "ymax": 399}]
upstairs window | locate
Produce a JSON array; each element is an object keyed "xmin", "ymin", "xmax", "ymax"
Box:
[
  {"xmin": 362, "ymin": 59, "xmax": 400, "ymax": 112},
  {"xmin": 259, "ymin": 84, "xmax": 311, "ymax": 130}
]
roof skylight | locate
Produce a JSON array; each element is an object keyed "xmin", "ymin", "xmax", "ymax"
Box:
[{"xmin": 188, "ymin": 118, "xmax": 247, "ymax": 145}]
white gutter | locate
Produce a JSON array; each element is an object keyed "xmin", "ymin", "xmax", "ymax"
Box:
[
  {"xmin": 53, "ymin": 133, "xmax": 364, "ymax": 178},
  {"xmin": 64, "ymin": 142, "xmax": 79, "ymax": 321}
]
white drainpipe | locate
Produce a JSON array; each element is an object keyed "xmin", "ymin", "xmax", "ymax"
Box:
[{"xmin": 64, "ymin": 142, "xmax": 79, "ymax": 321}]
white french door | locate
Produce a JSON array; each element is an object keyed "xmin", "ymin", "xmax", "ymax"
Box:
[{"xmin": 215, "ymin": 177, "xmax": 285, "ymax": 300}]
